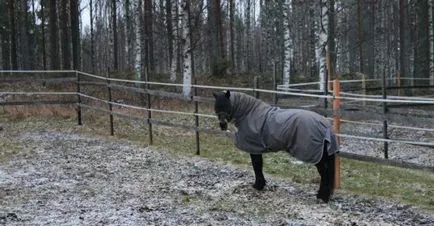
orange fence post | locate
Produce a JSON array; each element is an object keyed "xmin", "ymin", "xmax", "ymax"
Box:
[{"xmin": 333, "ymin": 79, "xmax": 341, "ymax": 189}]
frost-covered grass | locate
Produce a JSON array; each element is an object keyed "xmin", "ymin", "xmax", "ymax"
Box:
[
  {"xmin": 149, "ymin": 131, "xmax": 434, "ymax": 209},
  {"xmin": 1, "ymin": 104, "xmax": 434, "ymax": 210},
  {"xmin": 1, "ymin": 111, "xmax": 434, "ymax": 225}
]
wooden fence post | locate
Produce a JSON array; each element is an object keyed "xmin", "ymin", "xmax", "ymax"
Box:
[
  {"xmin": 325, "ymin": 51, "xmax": 330, "ymax": 109},
  {"xmin": 382, "ymin": 72, "xmax": 389, "ymax": 159},
  {"xmin": 362, "ymin": 73, "xmax": 366, "ymax": 106},
  {"xmin": 397, "ymin": 71, "xmax": 401, "ymax": 96},
  {"xmin": 106, "ymin": 71, "xmax": 114, "ymax": 136},
  {"xmin": 145, "ymin": 70, "xmax": 153, "ymax": 145},
  {"xmin": 76, "ymin": 71, "xmax": 82, "ymax": 125},
  {"xmin": 273, "ymin": 62, "xmax": 278, "ymax": 105},
  {"xmin": 253, "ymin": 76, "xmax": 259, "ymax": 99},
  {"xmin": 333, "ymin": 79, "xmax": 341, "ymax": 189},
  {"xmin": 194, "ymin": 79, "xmax": 200, "ymax": 155}
]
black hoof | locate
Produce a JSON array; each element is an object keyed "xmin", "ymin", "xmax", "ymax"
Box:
[
  {"xmin": 253, "ymin": 179, "xmax": 266, "ymax": 190},
  {"xmin": 316, "ymin": 191, "xmax": 330, "ymax": 203}
]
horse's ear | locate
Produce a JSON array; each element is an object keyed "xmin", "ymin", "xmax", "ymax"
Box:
[{"xmin": 225, "ymin": 90, "xmax": 231, "ymax": 99}]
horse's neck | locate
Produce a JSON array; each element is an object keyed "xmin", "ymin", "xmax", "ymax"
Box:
[{"xmin": 231, "ymin": 93, "xmax": 270, "ymax": 123}]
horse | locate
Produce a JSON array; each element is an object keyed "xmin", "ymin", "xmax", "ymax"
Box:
[{"xmin": 213, "ymin": 90, "xmax": 339, "ymax": 203}]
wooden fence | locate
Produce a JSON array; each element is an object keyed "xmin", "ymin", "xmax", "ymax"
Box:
[{"xmin": 1, "ymin": 70, "xmax": 434, "ymax": 185}]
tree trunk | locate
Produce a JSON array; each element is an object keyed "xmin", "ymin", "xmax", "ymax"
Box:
[
  {"xmin": 180, "ymin": 0, "xmax": 191, "ymax": 97},
  {"xmin": 1, "ymin": 0, "xmax": 11, "ymax": 69},
  {"xmin": 70, "ymin": 0, "xmax": 79, "ymax": 70},
  {"xmin": 169, "ymin": 0, "xmax": 178, "ymax": 82},
  {"xmin": 400, "ymin": 0, "xmax": 411, "ymax": 88},
  {"xmin": 328, "ymin": 0, "xmax": 336, "ymax": 79},
  {"xmin": 357, "ymin": 0, "xmax": 364, "ymax": 74},
  {"xmin": 316, "ymin": 0, "xmax": 327, "ymax": 91},
  {"xmin": 90, "ymin": 0, "xmax": 95, "ymax": 73},
  {"xmin": 28, "ymin": 0, "xmax": 37, "ymax": 69},
  {"xmin": 9, "ymin": 0, "xmax": 18, "ymax": 69},
  {"xmin": 167, "ymin": 0, "xmax": 173, "ymax": 80},
  {"xmin": 208, "ymin": 0, "xmax": 224, "ymax": 76},
  {"xmin": 41, "ymin": 0, "xmax": 47, "ymax": 70},
  {"xmin": 134, "ymin": 0, "xmax": 142, "ymax": 81},
  {"xmin": 229, "ymin": 0, "xmax": 235, "ymax": 72},
  {"xmin": 430, "ymin": 0, "xmax": 434, "ymax": 85},
  {"xmin": 22, "ymin": 0, "xmax": 33, "ymax": 69},
  {"xmin": 348, "ymin": 2, "xmax": 357, "ymax": 73},
  {"xmin": 112, "ymin": 0, "xmax": 118, "ymax": 71},
  {"xmin": 282, "ymin": 0, "xmax": 291, "ymax": 87},
  {"xmin": 61, "ymin": 0, "xmax": 70, "ymax": 69},
  {"xmin": 413, "ymin": 0, "xmax": 430, "ymax": 85},
  {"xmin": 49, "ymin": 0, "xmax": 59, "ymax": 69},
  {"xmin": 215, "ymin": 0, "xmax": 225, "ymax": 60},
  {"xmin": 144, "ymin": 0, "xmax": 154, "ymax": 73},
  {"xmin": 309, "ymin": 2, "xmax": 317, "ymax": 78},
  {"xmin": 125, "ymin": 0, "xmax": 132, "ymax": 70},
  {"xmin": 366, "ymin": 1, "xmax": 376, "ymax": 77},
  {"xmin": 245, "ymin": 0, "xmax": 251, "ymax": 73}
]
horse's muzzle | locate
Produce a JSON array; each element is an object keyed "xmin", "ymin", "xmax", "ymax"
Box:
[{"xmin": 219, "ymin": 122, "xmax": 228, "ymax": 131}]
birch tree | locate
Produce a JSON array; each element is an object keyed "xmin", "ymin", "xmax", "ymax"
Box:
[
  {"xmin": 282, "ymin": 0, "xmax": 292, "ymax": 88},
  {"xmin": 180, "ymin": 0, "xmax": 191, "ymax": 97},
  {"xmin": 316, "ymin": 0, "xmax": 327, "ymax": 91},
  {"xmin": 134, "ymin": 0, "xmax": 142, "ymax": 80},
  {"xmin": 125, "ymin": 0, "xmax": 133, "ymax": 70},
  {"xmin": 90, "ymin": 0, "xmax": 95, "ymax": 73},
  {"xmin": 169, "ymin": 0, "xmax": 179, "ymax": 83}
]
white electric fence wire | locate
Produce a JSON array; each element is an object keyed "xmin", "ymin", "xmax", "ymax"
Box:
[
  {"xmin": 340, "ymin": 91, "xmax": 434, "ymax": 101},
  {"xmin": 78, "ymin": 93, "xmax": 216, "ymax": 118},
  {"xmin": 0, "ymin": 91, "xmax": 77, "ymax": 96},
  {"xmin": 337, "ymin": 119, "xmax": 434, "ymax": 132},
  {"xmin": 337, "ymin": 133, "xmax": 434, "ymax": 147},
  {"xmin": 0, "ymin": 70, "xmax": 76, "ymax": 73},
  {"xmin": 2, "ymin": 71, "xmax": 434, "ymax": 146},
  {"xmin": 78, "ymin": 71, "xmax": 185, "ymax": 88},
  {"xmin": 76, "ymin": 71, "xmax": 434, "ymax": 104}
]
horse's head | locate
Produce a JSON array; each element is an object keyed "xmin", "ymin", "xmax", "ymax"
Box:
[{"xmin": 213, "ymin": 90, "xmax": 232, "ymax": 131}]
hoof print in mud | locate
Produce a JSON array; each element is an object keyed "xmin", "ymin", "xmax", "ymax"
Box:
[{"xmin": 0, "ymin": 213, "xmax": 21, "ymax": 224}]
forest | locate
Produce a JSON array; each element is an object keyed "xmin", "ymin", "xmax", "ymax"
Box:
[{"xmin": 1, "ymin": 0, "xmax": 433, "ymax": 96}]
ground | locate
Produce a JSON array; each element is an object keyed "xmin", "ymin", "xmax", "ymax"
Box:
[{"xmin": 0, "ymin": 118, "xmax": 433, "ymax": 226}]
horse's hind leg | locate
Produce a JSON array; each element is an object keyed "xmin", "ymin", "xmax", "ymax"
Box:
[
  {"xmin": 250, "ymin": 154, "xmax": 266, "ymax": 190},
  {"xmin": 315, "ymin": 144, "xmax": 334, "ymax": 203},
  {"xmin": 315, "ymin": 160, "xmax": 327, "ymax": 202}
]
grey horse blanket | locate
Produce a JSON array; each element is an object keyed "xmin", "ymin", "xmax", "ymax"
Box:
[{"xmin": 230, "ymin": 92, "xmax": 339, "ymax": 164}]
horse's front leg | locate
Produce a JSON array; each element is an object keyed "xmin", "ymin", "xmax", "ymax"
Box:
[{"xmin": 250, "ymin": 154, "xmax": 266, "ymax": 190}]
